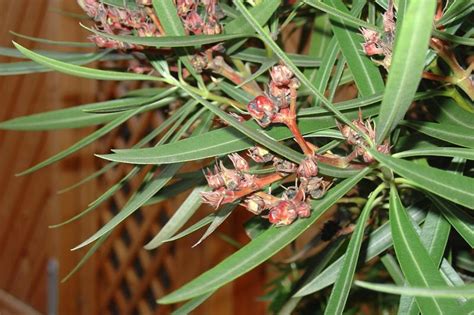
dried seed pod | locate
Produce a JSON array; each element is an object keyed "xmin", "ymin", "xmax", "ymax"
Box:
[
  {"xmin": 245, "ymin": 195, "xmax": 267, "ymax": 215},
  {"xmin": 219, "ymin": 162, "xmax": 242, "ymax": 191},
  {"xmin": 297, "ymin": 156, "xmax": 319, "ymax": 178},
  {"xmin": 201, "ymin": 188, "xmax": 228, "ymax": 208},
  {"xmin": 273, "ymin": 158, "xmax": 297, "ymax": 174},
  {"xmin": 228, "ymin": 153, "xmax": 249, "ymax": 172},
  {"xmin": 191, "ymin": 54, "xmax": 208, "ymax": 73},
  {"xmin": 204, "ymin": 166, "xmax": 225, "ymax": 189},
  {"xmin": 247, "ymin": 146, "xmax": 274, "ymax": 163},
  {"xmin": 295, "ymin": 201, "xmax": 311, "ymax": 218},
  {"xmin": 270, "ymin": 63, "xmax": 294, "ymax": 86},
  {"xmin": 270, "ymin": 200, "xmax": 298, "ymax": 226}
]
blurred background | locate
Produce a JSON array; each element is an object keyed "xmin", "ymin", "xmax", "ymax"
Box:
[{"xmin": 0, "ymin": 1, "xmax": 272, "ymax": 314}]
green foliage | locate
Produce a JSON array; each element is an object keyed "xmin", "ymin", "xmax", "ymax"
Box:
[{"xmin": 1, "ymin": 0, "xmax": 472, "ymax": 313}]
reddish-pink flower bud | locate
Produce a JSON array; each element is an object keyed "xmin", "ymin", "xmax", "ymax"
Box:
[
  {"xmin": 204, "ymin": 165, "xmax": 225, "ymax": 189},
  {"xmin": 247, "ymin": 95, "xmax": 278, "ymax": 127},
  {"xmin": 295, "ymin": 201, "xmax": 311, "ymax": 218}
]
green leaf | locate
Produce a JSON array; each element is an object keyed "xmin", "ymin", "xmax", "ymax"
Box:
[
  {"xmin": 429, "ymin": 195, "xmax": 474, "ymax": 248},
  {"xmin": 437, "ymin": 1, "xmax": 474, "ymax": 27},
  {"xmin": 325, "ymin": 0, "xmax": 385, "ymax": 97},
  {"xmin": 371, "ymin": 149, "xmax": 474, "ymax": 209},
  {"xmin": 225, "ymin": 0, "xmax": 280, "ymax": 34},
  {"xmin": 162, "ymin": 214, "xmax": 215, "ymax": 243},
  {"xmin": 16, "ymin": 107, "xmax": 145, "ymax": 176},
  {"xmin": 393, "ymin": 147, "xmax": 474, "ymax": 160},
  {"xmin": 304, "ymin": 0, "xmax": 380, "ymax": 32},
  {"xmin": 232, "ymin": 47, "xmax": 322, "ymax": 67},
  {"xmin": 10, "ymin": 31, "xmax": 95, "ymax": 47},
  {"xmin": 0, "ymin": 97, "xmax": 151, "ymax": 130},
  {"xmin": 72, "ymin": 163, "xmax": 183, "ymax": 250},
  {"xmin": 151, "ymin": 0, "xmax": 203, "ymax": 84},
  {"xmin": 435, "ymin": 97, "xmax": 474, "ymax": 130},
  {"xmin": 389, "ymin": 185, "xmax": 460, "ymax": 314},
  {"xmin": 158, "ymin": 169, "xmax": 370, "ymax": 304},
  {"xmin": 399, "ymin": 209, "xmax": 452, "ymax": 314},
  {"xmin": 375, "ymin": 0, "xmax": 437, "ymax": 143},
  {"xmin": 324, "ymin": 184, "xmax": 384, "ymax": 314},
  {"xmin": 193, "ymin": 204, "xmax": 236, "ymax": 247},
  {"xmin": 99, "ymin": 105, "xmax": 379, "ymax": 177},
  {"xmin": 12, "ymin": 42, "xmax": 162, "ymax": 81},
  {"xmin": 355, "ymin": 281, "xmax": 474, "ymax": 298},
  {"xmin": 84, "ymin": 26, "xmax": 254, "ymax": 48},
  {"xmin": 402, "ymin": 121, "xmax": 474, "ymax": 149},
  {"xmin": 310, "ymin": 38, "xmax": 339, "ymax": 107},
  {"xmin": 0, "ymin": 51, "xmax": 106, "ymax": 76},
  {"xmin": 294, "ymin": 205, "xmax": 427, "ymax": 296},
  {"xmin": 171, "ymin": 291, "xmax": 215, "ymax": 315},
  {"xmin": 432, "ymin": 29, "xmax": 474, "ymax": 47},
  {"xmin": 144, "ymin": 186, "xmax": 208, "ymax": 250},
  {"xmin": 232, "ymin": 0, "xmax": 355, "ymax": 128}
]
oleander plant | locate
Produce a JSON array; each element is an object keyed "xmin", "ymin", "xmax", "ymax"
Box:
[{"xmin": 1, "ymin": 0, "xmax": 473, "ymax": 313}]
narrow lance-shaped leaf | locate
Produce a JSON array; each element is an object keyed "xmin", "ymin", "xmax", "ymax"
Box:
[
  {"xmin": 402, "ymin": 121, "xmax": 474, "ymax": 149},
  {"xmin": 151, "ymin": 0, "xmax": 203, "ymax": 85},
  {"xmin": 375, "ymin": 0, "xmax": 437, "ymax": 143},
  {"xmin": 158, "ymin": 169, "xmax": 370, "ymax": 304},
  {"xmin": 325, "ymin": 184, "xmax": 385, "ymax": 314},
  {"xmin": 429, "ymin": 194, "xmax": 474, "ymax": 248},
  {"xmin": 13, "ymin": 42, "xmax": 163, "ymax": 81},
  {"xmin": 324, "ymin": 0, "xmax": 385, "ymax": 97},
  {"xmin": 144, "ymin": 186, "xmax": 208, "ymax": 250},
  {"xmin": 389, "ymin": 185, "xmax": 460, "ymax": 314},
  {"xmin": 355, "ymin": 281, "xmax": 474, "ymax": 298},
  {"xmin": 294, "ymin": 205, "xmax": 427, "ymax": 296},
  {"xmin": 232, "ymin": 0, "xmax": 356, "ymax": 128},
  {"xmin": 370, "ymin": 149, "xmax": 474, "ymax": 209}
]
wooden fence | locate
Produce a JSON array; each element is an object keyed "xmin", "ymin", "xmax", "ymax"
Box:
[{"xmin": 0, "ymin": 1, "xmax": 270, "ymax": 314}]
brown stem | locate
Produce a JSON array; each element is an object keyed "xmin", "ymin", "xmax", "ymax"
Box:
[
  {"xmin": 283, "ymin": 88, "xmax": 315, "ymax": 156},
  {"xmin": 146, "ymin": 8, "xmax": 166, "ymax": 35},
  {"xmin": 221, "ymin": 173, "xmax": 285, "ymax": 204}
]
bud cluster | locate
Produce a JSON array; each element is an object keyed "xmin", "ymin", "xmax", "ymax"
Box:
[
  {"xmin": 337, "ymin": 112, "xmax": 390, "ymax": 163},
  {"xmin": 246, "ymin": 63, "xmax": 300, "ymax": 127},
  {"xmin": 360, "ymin": 1, "xmax": 395, "ymax": 70},
  {"xmin": 177, "ymin": 0, "xmax": 224, "ymax": 35},
  {"xmin": 77, "ymin": 0, "xmax": 157, "ymax": 49},
  {"xmin": 201, "ymin": 146, "xmax": 332, "ymax": 226}
]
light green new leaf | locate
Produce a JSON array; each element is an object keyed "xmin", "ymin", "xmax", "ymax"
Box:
[
  {"xmin": 389, "ymin": 186, "xmax": 460, "ymax": 314},
  {"xmin": 158, "ymin": 169, "xmax": 370, "ymax": 304},
  {"xmin": 325, "ymin": 184, "xmax": 384, "ymax": 314},
  {"xmin": 144, "ymin": 186, "xmax": 208, "ymax": 250},
  {"xmin": 375, "ymin": 0, "xmax": 437, "ymax": 143},
  {"xmin": 325, "ymin": 0, "xmax": 385, "ymax": 97},
  {"xmin": 371, "ymin": 150, "xmax": 474, "ymax": 209},
  {"xmin": 355, "ymin": 281, "xmax": 474, "ymax": 298},
  {"xmin": 402, "ymin": 121, "xmax": 474, "ymax": 149},
  {"xmin": 294, "ymin": 206, "xmax": 427, "ymax": 296},
  {"xmin": 13, "ymin": 42, "xmax": 163, "ymax": 81}
]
